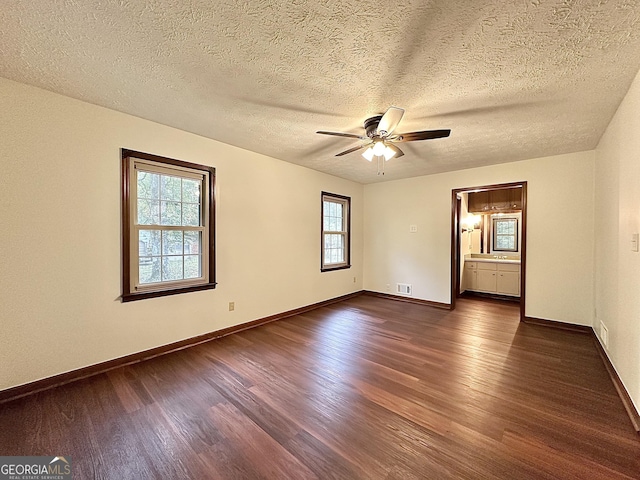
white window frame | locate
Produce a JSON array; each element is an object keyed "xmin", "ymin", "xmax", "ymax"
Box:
[
  {"xmin": 122, "ymin": 149, "xmax": 216, "ymax": 301},
  {"xmin": 492, "ymin": 216, "xmax": 519, "ymax": 253},
  {"xmin": 321, "ymin": 192, "xmax": 351, "ymax": 271}
]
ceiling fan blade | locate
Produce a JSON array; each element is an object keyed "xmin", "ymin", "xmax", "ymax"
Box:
[
  {"xmin": 335, "ymin": 144, "xmax": 368, "ymax": 156},
  {"xmin": 385, "ymin": 143, "xmax": 404, "ymax": 158},
  {"xmin": 396, "ymin": 129, "xmax": 451, "ymax": 142},
  {"xmin": 317, "ymin": 131, "xmax": 365, "ymax": 139},
  {"xmin": 376, "ymin": 107, "xmax": 405, "ymax": 137}
]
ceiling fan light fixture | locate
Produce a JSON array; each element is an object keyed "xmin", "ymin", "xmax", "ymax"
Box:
[
  {"xmin": 383, "ymin": 146, "xmax": 396, "ymax": 161},
  {"xmin": 372, "ymin": 140, "xmax": 386, "ymax": 156},
  {"xmin": 317, "ymin": 106, "xmax": 450, "ymax": 166},
  {"xmin": 362, "ymin": 147, "xmax": 375, "ymax": 161}
]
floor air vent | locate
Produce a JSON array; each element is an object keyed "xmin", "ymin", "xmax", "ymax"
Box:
[{"xmin": 397, "ymin": 283, "xmax": 412, "ymax": 296}]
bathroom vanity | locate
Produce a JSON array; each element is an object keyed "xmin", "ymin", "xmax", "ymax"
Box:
[{"xmin": 463, "ymin": 255, "xmax": 520, "ymax": 297}]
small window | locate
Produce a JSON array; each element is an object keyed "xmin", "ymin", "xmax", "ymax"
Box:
[
  {"xmin": 493, "ymin": 217, "xmax": 518, "ymax": 252},
  {"xmin": 121, "ymin": 149, "xmax": 216, "ymax": 301},
  {"xmin": 321, "ymin": 192, "xmax": 351, "ymax": 271}
]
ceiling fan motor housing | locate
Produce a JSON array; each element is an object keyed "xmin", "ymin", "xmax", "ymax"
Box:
[{"xmin": 364, "ymin": 115, "xmax": 383, "ymax": 138}]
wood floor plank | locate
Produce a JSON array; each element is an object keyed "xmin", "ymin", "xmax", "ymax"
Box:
[
  {"xmin": 208, "ymin": 402, "xmax": 318, "ymax": 479},
  {"xmin": 1, "ymin": 296, "xmax": 639, "ymax": 479},
  {"xmin": 501, "ymin": 429, "xmax": 637, "ymax": 480}
]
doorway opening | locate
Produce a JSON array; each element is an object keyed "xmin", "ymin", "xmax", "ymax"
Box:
[{"xmin": 450, "ymin": 182, "xmax": 527, "ymax": 321}]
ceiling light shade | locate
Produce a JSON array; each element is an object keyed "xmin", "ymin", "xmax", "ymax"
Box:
[
  {"xmin": 383, "ymin": 146, "xmax": 396, "ymax": 161},
  {"xmin": 372, "ymin": 140, "xmax": 386, "ymax": 156},
  {"xmin": 362, "ymin": 147, "xmax": 375, "ymax": 161}
]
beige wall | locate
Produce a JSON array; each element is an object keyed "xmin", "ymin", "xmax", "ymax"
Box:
[
  {"xmin": 595, "ymin": 68, "xmax": 640, "ymax": 413},
  {"xmin": 3, "ymin": 75, "xmax": 626, "ymax": 402},
  {"xmin": 0, "ymin": 78, "xmax": 363, "ymax": 391},
  {"xmin": 363, "ymin": 151, "xmax": 595, "ymax": 324}
]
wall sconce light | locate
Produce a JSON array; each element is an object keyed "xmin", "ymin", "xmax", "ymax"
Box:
[{"xmin": 462, "ymin": 215, "xmax": 481, "ymax": 233}]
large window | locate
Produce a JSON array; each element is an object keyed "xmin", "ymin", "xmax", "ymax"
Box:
[
  {"xmin": 122, "ymin": 149, "xmax": 216, "ymax": 301},
  {"xmin": 321, "ymin": 192, "xmax": 351, "ymax": 271}
]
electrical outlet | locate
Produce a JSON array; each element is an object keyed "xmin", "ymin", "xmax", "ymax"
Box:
[
  {"xmin": 386, "ymin": 284, "xmax": 390, "ymax": 291},
  {"xmin": 229, "ymin": 302, "xmax": 235, "ymax": 312},
  {"xmin": 409, "ymin": 225, "xmax": 418, "ymax": 233},
  {"xmin": 353, "ymin": 276, "xmax": 356, "ymax": 283}
]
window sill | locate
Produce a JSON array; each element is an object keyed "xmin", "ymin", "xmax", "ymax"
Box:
[
  {"xmin": 122, "ymin": 282, "xmax": 217, "ymax": 302},
  {"xmin": 321, "ymin": 265, "xmax": 351, "ymax": 272}
]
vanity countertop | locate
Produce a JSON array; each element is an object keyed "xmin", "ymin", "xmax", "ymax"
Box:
[{"xmin": 465, "ymin": 255, "xmax": 521, "ymax": 264}]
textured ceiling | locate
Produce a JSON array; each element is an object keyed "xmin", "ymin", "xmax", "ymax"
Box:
[{"xmin": 2, "ymin": 1, "xmax": 640, "ymax": 183}]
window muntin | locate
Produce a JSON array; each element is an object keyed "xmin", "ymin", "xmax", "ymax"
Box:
[
  {"xmin": 122, "ymin": 150, "xmax": 216, "ymax": 301},
  {"xmin": 321, "ymin": 192, "xmax": 351, "ymax": 271},
  {"xmin": 493, "ymin": 217, "xmax": 518, "ymax": 252}
]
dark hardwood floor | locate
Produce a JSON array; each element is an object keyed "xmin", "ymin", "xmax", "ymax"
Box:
[{"xmin": 1, "ymin": 296, "xmax": 639, "ymax": 479}]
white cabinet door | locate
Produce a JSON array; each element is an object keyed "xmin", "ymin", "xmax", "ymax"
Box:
[
  {"xmin": 464, "ymin": 262, "xmax": 477, "ymax": 291},
  {"xmin": 477, "ymin": 270, "xmax": 497, "ymax": 292},
  {"xmin": 497, "ymin": 271, "xmax": 520, "ymax": 295},
  {"xmin": 466, "ymin": 270, "xmax": 477, "ymax": 290}
]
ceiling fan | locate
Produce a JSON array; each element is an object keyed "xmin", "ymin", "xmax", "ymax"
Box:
[{"xmin": 317, "ymin": 107, "xmax": 450, "ymax": 174}]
